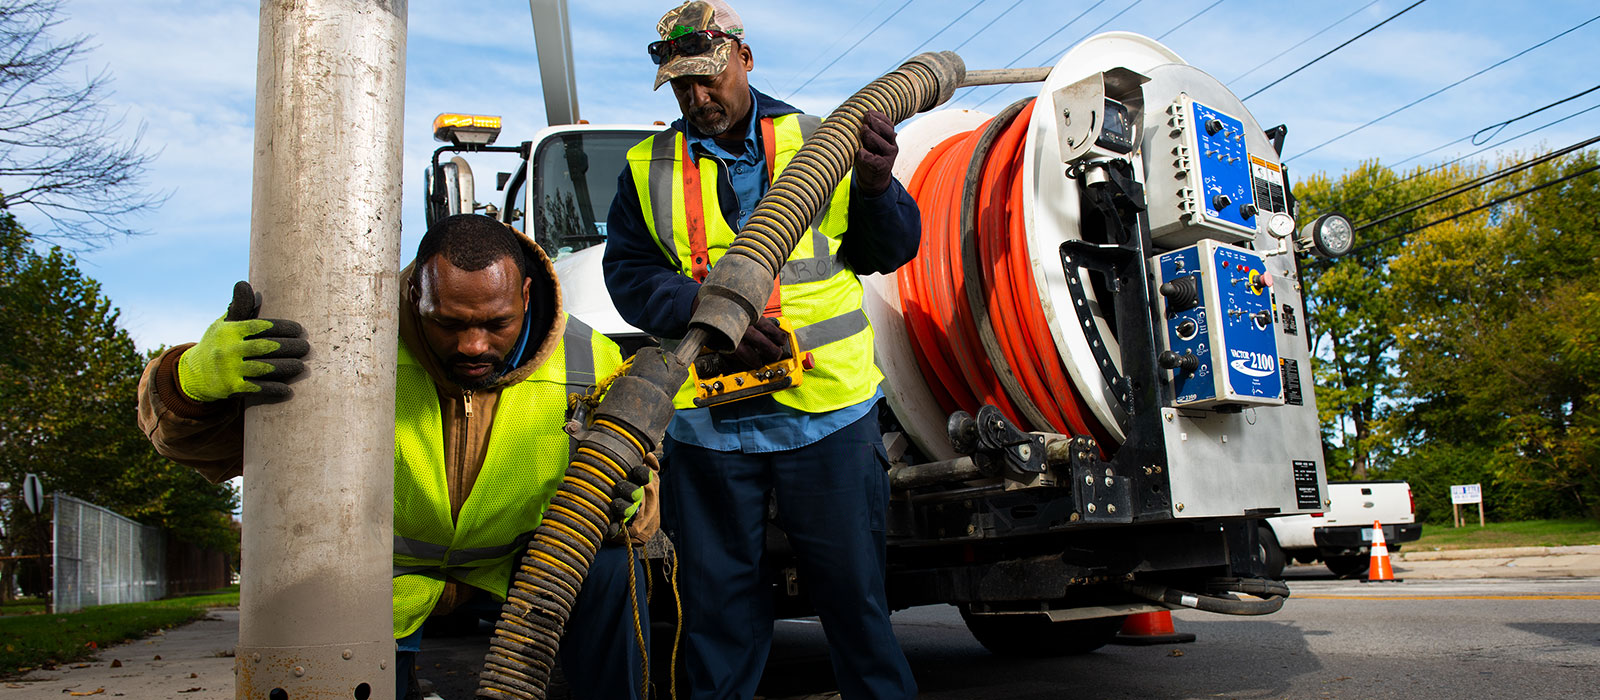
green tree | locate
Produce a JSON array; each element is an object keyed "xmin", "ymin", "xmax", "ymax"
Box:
[
  {"xmin": 1386, "ymin": 150, "xmax": 1600, "ymax": 519},
  {"xmin": 0, "ymin": 213, "xmax": 238, "ymax": 587},
  {"xmin": 1292, "ymin": 161, "xmax": 1472, "ymax": 479}
]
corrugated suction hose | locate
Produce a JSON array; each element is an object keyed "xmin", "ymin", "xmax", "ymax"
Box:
[{"xmin": 476, "ymin": 51, "xmax": 967, "ymax": 700}]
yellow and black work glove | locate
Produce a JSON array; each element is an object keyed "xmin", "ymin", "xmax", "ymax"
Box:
[
  {"xmin": 609, "ymin": 456, "xmax": 656, "ymax": 524},
  {"xmin": 854, "ymin": 109, "xmax": 899, "ymax": 196},
  {"xmin": 177, "ymin": 281, "xmax": 309, "ymax": 404}
]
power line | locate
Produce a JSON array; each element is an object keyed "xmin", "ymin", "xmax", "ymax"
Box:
[
  {"xmin": 1157, "ymin": 0, "xmax": 1226, "ymax": 41},
  {"xmin": 950, "ymin": 0, "xmax": 1028, "ymax": 52},
  {"xmin": 969, "ymin": 0, "xmax": 1148, "ymax": 112},
  {"xmin": 1243, "ymin": 0, "xmax": 1428, "ymax": 101},
  {"xmin": 1324, "ymin": 98, "xmax": 1600, "ymax": 213},
  {"xmin": 1288, "ymin": 12, "xmax": 1600, "ymax": 161},
  {"xmin": 1228, "ymin": 0, "xmax": 1380, "ymax": 85},
  {"xmin": 890, "ymin": 0, "xmax": 987, "ymax": 68},
  {"xmin": 1474, "ymin": 83, "xmax": 1600, "ymax": 145},
  {"xmin": 786, "ymin": 0, "xmax": 919, "ymax": 99},
  {"xmin": 951, "ymin": 0, "xmax": 1106, "ymax": 109},
  {"xmin": 1354, "ymin": 134, "xmax": 1600, "ymax": 232},
  {"xmin": 778, "ymin": 0, "xmax": 892, "ymax": 95},
  {"xmin": 1348, "ymin": 161, "xmax": 1600, "ymax": 254}
]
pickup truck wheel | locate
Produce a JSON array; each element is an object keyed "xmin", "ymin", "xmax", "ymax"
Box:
[
  {"xmin": 958, "ymin": 608, "xmax": 1126, "ymax": 657},
  {"xmin": 1325, "ymin": 554, "xmax": 1370, "ymax": 578},
  {"xmin": 1258, "ymin": 525, "xmax": 1286, "ymax": 579}
]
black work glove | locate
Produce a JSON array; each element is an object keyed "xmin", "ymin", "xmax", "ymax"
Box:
[
  {"xmin": 728, "ymin": 316, "xmax": 789, "ymax": 370},
  {"xmin": 854, "ymin": 109, "xmax": 899, "ymax": 196}
]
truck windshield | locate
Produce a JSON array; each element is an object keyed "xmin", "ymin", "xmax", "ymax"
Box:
[{"xmin": 527, "ymin": 130, "xmax": 647, "ymax": 260}]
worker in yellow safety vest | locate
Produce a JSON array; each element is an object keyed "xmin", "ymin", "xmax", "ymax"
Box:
[
  {"xmin": 136, "ymin": 214, "xmax": 655, "ymax": 700},
  {"xmin": 602, "ymin": 2, "xmax": 920, "ymax": 697}
]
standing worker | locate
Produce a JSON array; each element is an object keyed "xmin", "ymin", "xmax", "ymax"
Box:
[
  {"xmin": 603, "ymin": 1, "xmax": 920, "ymax": 698},
  {"xmin": 137, "ymin": 214, "xmax": 656, "ymax": 700}
]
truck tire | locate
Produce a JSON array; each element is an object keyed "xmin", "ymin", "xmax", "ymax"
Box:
[
  {"xmin": 1258, "ymin": 525, "xmax": 1286, "ymax": 579},
  {"xmin": 1325, "ymin": 554, "xmax": 1370, "ymax": 578},
  {"xmin": 958, "ymin": 607, "xmax": 1126, "ymax": 657}
]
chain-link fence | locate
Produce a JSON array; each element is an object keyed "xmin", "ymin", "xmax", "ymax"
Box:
[{"xmin": 51, "ymin": 494, "xmax": 167, "ymax": 613}]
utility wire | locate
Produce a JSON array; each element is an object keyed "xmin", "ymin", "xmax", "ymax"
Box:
[
  {"xmin": 950, "ymin": 0, "xmax": 1029, "ymax": 52},
  {"xmin": 1324, "ymin": 99, "xmax": 1600, "ymax": 213},
  {"xmin": 1348, "ymin": 162, "xmax": 1600, "ymax": 254},
  {"xmin": 1353, "ymin": 133, "xmax": 1600, "ymax": 231},
  {"xmin": 1243, "ymin": 0, "xmax": 1428, "ymax": 101},
  {"xmin": 890, "ymin": 0, "xmax": 987, "ymax": 68},
  {"xmin": 779, "ymin": 0, "xmax": 891, "ymax": 95},
  {"xmin": 1228, "ymin": 0, "xmax": 1380, "ymax": 85},
  {"xmin": 1157, "ymin": 0, "xmax": 1226, "ymax": 40},
  {"xmin": 968, "ymin": 0, "xmax": 1146, "ymax": 112},
  {"xmin": 1288, "ymin": 12, "xmax": 1600, "ymax": 162},
  {"xmin": 786, "ymin": 0, "xmax": 918, "ymax": 99},
  {"xmin": 1474, "ymin": 83, "xmax": 1600, "ymax": 145}
]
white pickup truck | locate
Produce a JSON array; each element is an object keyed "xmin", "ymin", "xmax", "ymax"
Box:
[{"xmin": 1261, "ymin": 481, "xmax": 1423, "ymax": 577}]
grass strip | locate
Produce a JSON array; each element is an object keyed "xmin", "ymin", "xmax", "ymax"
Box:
[
  {"xmin": 0, "ymin": 586, "xmax": 239, "ymax": 676},
  {"xmin": 1412, "ymin": 518, "xmax": 1600, "ymax": 550}
]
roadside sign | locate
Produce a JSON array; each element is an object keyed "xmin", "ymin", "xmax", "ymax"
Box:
[
  {"xmin": 1450, "ymin": 484, "xmax": 1481, "ymax": 505},
  {"xmin": 22, "ymin": 473, "xmax": 44, "ymax": 514}
]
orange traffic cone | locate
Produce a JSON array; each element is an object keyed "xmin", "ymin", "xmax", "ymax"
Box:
[
  {"xmin": 1111, "ymin": 610, "xmax": 1197, "ymax": 645},
  {"xmin": 1363, "ymin": 520, "xmax": 1401, "ymax": 583}
]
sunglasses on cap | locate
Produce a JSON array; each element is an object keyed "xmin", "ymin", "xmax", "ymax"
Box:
[{"xmin": 648, "ymin": 29, "xmax": 739, "ymax": 65}]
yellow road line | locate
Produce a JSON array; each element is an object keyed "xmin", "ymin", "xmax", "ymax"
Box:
[{"xmin": 1299, "ymin": 594, "xmax": 1600, "ymax": 601}]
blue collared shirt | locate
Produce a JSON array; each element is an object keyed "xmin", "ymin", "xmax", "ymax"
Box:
[{"xmin": 667, "ymin": 89, "xmax": 878, "ymax": 452}]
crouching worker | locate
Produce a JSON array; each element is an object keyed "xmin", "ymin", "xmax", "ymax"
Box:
[{"xmin": 135, "ymin": 214, "xmax": 655, "ymax": 700}]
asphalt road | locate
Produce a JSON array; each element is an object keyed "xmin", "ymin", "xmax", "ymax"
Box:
[{"xmin": 418, "ymin": 573, "xmax": 1600, "ymax": 700}]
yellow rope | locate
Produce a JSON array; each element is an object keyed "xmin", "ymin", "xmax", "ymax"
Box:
[
  {"xmin": 626, "ymin": 537, "xmax": 649, "ymax": 700},
  {"xmin": 568, "ymin": 356, "xmax": 635, "ymax": 415},
  {"xmin": 667, "ymin": 547, "xmax": 683, "ymax": 700}
]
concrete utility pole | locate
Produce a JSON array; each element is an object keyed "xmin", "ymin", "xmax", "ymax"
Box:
[{"xmin": 239, "ymin": 2, "xmax": 406, "ymax": 698}]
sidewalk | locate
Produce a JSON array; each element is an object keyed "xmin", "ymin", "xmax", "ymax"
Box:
[
  {"xmin": 3, "ymin": 610, "xmax": 236, "ymax": 699},
  {"xmin": 1391, "ymin": 544, "xmax": 1600, "ymax": 579}
]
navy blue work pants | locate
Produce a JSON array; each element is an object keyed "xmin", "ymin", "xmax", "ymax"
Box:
[
  {"xmin": 395, "ymin": 544, "xmax": 649, "ymax": 700},
  {"xmin": 662, "ymin": 406, "xmax": 917, "ymax": 699}
]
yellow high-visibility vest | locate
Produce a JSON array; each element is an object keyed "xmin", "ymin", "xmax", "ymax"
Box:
[
  {"xmin": 624, "ymin": 113, "xmax": 880, "ymax": 413},
  {"xmin": 390, "ymin": 316, "xmax": 619, "ymax": 639}
]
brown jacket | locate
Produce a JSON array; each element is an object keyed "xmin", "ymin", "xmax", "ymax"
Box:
[{"xmin": 136, "ymin": 231, "xmax": 658, "ymax": 614}]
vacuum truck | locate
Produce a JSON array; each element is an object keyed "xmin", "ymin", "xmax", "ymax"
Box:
[{"xmin": 425, "ymin": 30, "xmax": 1354, "ymax": 662}]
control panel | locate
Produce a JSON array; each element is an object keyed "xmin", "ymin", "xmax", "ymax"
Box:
[
  {"xmin": 1151, "ymin": 95, "xmax": 1264, "ymax": 247},
  {"xmin": 1154, "ymin": 240, "xmax": 1284, "ymax": 409}
]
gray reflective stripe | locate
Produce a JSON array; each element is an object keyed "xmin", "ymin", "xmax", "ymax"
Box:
[
  {"xmin": 794, "ymin": 308, "xmax": 869, "ymax": 351},
  {"xmin": 564, "ymin": 315, "xmax": 595, "ymax": 388},
  {"xmin": 394, "ymin": 532, "xmax": 536, "ymax": 567},
  {"xmin": 395, "ymin": 535, "xmax": 448, "ymax": 561},
  {"xmin": 393, "ymin": 565, "xmax": 442, "ymax": 579},
  {"xmin": 797, "ymin": 114, "xmax": 821, "ymax": 140},
  {"xmin": 647, "ymin": 133, "xmax": 681, "ymax": 267}
]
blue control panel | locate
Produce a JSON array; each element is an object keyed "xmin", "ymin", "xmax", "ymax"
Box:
[
  {"xmin": 1156, "ymin": 240, "xmax": 1284, "ymax": 408},
  {"xmin": 1189, "ymin": 100, "xmax": 1258, "ymax": 234}
]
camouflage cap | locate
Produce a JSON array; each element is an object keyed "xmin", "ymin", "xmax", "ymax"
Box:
[{"xmin": 652, "ymin": 0, "xmax": 745, "ymax": 90}]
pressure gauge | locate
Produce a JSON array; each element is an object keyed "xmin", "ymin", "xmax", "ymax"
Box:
[
  {"xmin": 1267, "ymin": 212, "xmax": 1295, "ymax": 239},
  {"xmin": 1297, "ymin": 212, "xmax": 1354, "ymax": 259}
]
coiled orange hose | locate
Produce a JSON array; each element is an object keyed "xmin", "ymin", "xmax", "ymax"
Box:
[{"xmin": 900, "ymin": 99, "xmax": 1109, "ymax": 443}]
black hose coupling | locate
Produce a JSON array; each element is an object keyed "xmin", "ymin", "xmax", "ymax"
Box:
[{"xmin": 900, "ymin": 51, "xmax": 967, "ymax": 112}]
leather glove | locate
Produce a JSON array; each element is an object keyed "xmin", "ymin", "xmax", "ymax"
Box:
[
  {"xmin": 727, "ymin": 316, "xmax": 789, "ymax": 370},
  {"xmin": 177, "ymin": 281, "xmax": 309, "ymax": 404},
  {"xmin": 609, "ymin": 453, "xmax": 658, "ymax": 524},
  {"xmin": 854, "ymin": 109, "xmax": 899, "ymax": 196}
]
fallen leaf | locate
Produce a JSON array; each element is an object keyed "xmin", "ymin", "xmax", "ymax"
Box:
[
  {"xmin": 6, "ymin": 684, "xmax": 25, "ymax": 689},
  {"xmin": 1168, "ymin": 649, "xmax": 1185, "ymax": 657},
  {"xmin": 188, "ymin": 673, "xmax": 198, "ymax": 679},
  {"xmin": 84, "ymin": 642, "xmax": 97, "ymax": 650},
  {"xmin": 71, "ymin": 664, "xmax": 91, "ymax": 669},
  {"xmin": 178, "ymin": 688, "xmax": 204, "ymax": 694},
  {"xmin": 4, "ymin": 644, "xmax": 12, "ymax": 652},
  {"xmin": 109, "ymin": 660, "xmax": 122, "ymax": 668},
  {"xmin": 66, "ymin": 688, "xmax": 105, "ymax": 696},
  {"xmin": 152, "ymin": 655, "xmax": 162, "ymax": 661}
]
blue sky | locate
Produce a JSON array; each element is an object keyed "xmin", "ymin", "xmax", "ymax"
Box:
[{"xmin": 36, "ymin": 0, "xmax": 1600, "ymax": 351}]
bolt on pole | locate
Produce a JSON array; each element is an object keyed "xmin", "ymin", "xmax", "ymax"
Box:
[{"xmin": 239, "ymin": 1, "xmax": 407, "ymax": 698}]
